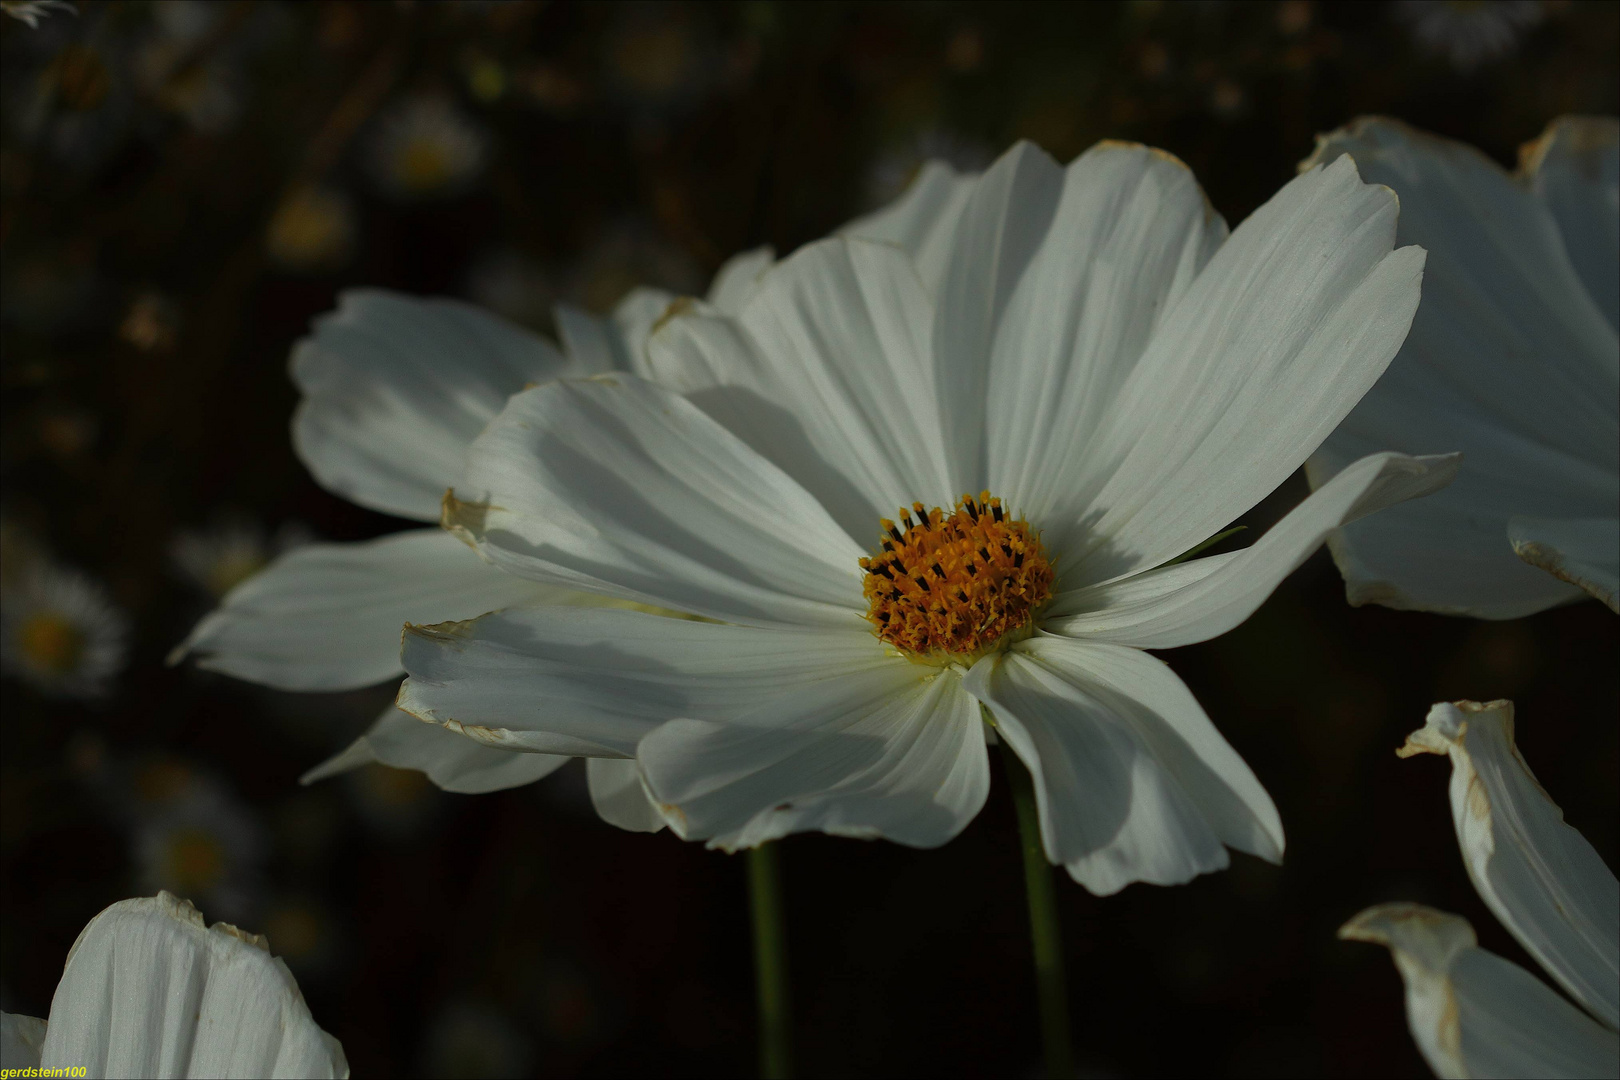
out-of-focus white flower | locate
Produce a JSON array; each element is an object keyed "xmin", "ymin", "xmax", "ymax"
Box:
[
  {"xmin": 1342, "ymin": 700, "xmax": 1617, "ymax": 1077},
  {"xmin": 1398, "ymin": 0, "xmax": 1543, "ymax": 72},
  {"xmin": 266, "ymin": 186, "xmax": 358, "ymax": 274},
  {"xmin": 0, "ymin": 892, "xmax": 347, "ymax": 1078},
  {"xmin": 171, "ymin": 514, "xmax": 312, "ymax": 600},
  {"xmin": 0, "ymin": 0, "xmax": 74, "ymax": 30},
  {"xmin": 400, "ymin": 142, "xmax": 1449, "ymax": 892},
  {"xmin": 367, "ymin": 94, "xmax": 487, "ymax": 201},
  {"xmin": 1305, "ymin": 117, "xmax": 1618, "ymax": 617},
  {"xmin": 172, "ymin": 167, "xmax": 972, "ymax": 826},
  {"xmin": 127, "ymin": 757, "xmax": 267, "ymax": 925},
  {"xmin": 0, "ymin": 559, "xmax": 129, "ymax": 699}
]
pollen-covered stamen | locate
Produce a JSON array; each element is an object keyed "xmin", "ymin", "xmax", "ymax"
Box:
[{"xmin": 858, "ymin": 492, "xmax": 1054, "ymax": 659}]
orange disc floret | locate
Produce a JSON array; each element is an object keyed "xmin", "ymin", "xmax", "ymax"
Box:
[{"xmin": 859, "ymin": 492, "xmax": 1054, "ymax": 659}]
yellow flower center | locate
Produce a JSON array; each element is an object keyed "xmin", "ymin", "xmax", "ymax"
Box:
[
  {"xmin": 18, "ymin": 612, "xmax": 84, "ymax": 675},
  {"xmin": 164, "ymin": 828, "xmax": 226, "ymax": 895},
  {"xmin": 399, "ymin": 138, "xmax": 453, "ymax": 192},
  {"xmin": 861, "ymin": 493, "xmax": 1054, "ymax": 662}
]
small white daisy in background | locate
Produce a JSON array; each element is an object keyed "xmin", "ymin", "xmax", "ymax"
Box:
[
  {"xmin": 864, "ymin": 127, "xmax": 994, "ymax": 209},
  {"xmin": 125, "ymin": 756, "xmax": 267, "ymax": 925},
  {"xmin": 1397, "ymin": 0, "xmax": 1543, "ymax": 72},
  {"xmin": 0, "ymin": 559, "xmax": 129, "ymax": 699},
  {"xmin": 0, "ymin": 0, "xmax": 74, "ymax": 30},
  {"xmin": 261, "ymin": 893, "xmax": 343, "ymax": 980},
  {"xmin": 601, "ymin": 7, "xmax": 718, "ymax": 123},
  {"xmin": 170, "ymin": 513, "xmax": 313, "ymax": 601},
  {"xmin": 1342, "ymin": 700, "xmax": 1617, "ymax": 1076},
  {"xmin": 266, "ymin": 185, "xmax": 358, "ymax": 274},
  {"xmin": 422, "ymin": 999, "xmax": 534, "ymax": 1080},
  {"xmin": 366, "ymin": 93, "xmax": 487, "ymax": 202},
  {"xmin": 0, "ymin": 893, "xmax": 347, "ymax": 1078}
]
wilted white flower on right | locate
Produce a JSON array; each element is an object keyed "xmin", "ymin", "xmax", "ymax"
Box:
[
  {"xmin": 1342, "ymin": 700, "xmax": 1617, "ymax": 1077},
  {"xmin": 1306, "ymin": 117, "xmax": 1618, "ymax": 617},
  {"xmin": 0, "ymin": 558, "xmax": 129, "ymax": 698}
]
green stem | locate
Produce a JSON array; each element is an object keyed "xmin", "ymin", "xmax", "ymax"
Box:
[
  {"xmin": 748, "ymin": 842, "xmax": 793, "ymax": 1079},
  {"xmin": 1001, "ymin": 744, "xmax": 1076, "ymax": 1079}
]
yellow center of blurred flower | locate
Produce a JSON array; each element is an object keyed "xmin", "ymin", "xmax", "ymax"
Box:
[
  {"xmin": 398, "ymin": 138, "xmax": 454, "ymax": 192},
  {"xmin": 164, "ymin": 828, "xmax": 226, "ymax": 894},
  {"xmin": 267, "ymin": 187, "xmax": 352, "ymax": 269},
  {"xmin": 18, "ymin": 612, "xmax": 84, "ymax": 675},
  {"xmin": 207, "ymin": 552, "xmax": 266, "ymax": 599},
  {"xmin": 861, "ymin": 493, "xmax": 1053, "ymax": 661}
]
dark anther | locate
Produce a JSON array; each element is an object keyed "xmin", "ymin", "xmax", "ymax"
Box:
[
  {"xmin": 964, "ymin": 496, "xmax": 979, "ymax": 519},
  {"xmin": 1001, "ymin": 543, "xmax": 1013, "ymax": 557},
  {"xmin": 931, "ymin": 562, "xmax": 945, "ymax": 578},
  {"xmin": 965, "ymin": 561, "xmax": 976, "ymax": 575},
  {"xmin": 878, "ymin": 612, "xmax": 890, "ymax": 623},
  {"xmin": 979, "ymin": 547, "xmax": 992, "ymax": 562},
  {"xmin": 888, "ymin": 524, "xmax": 904, "ymax": 542},
  {"xmin": 992, "ymin": 505, "xmax": 1004, "ymax": 522},
  {"xmin": 1013, "ymin": 551, "xmax": 1025, "ymax": 568},
  {"xmin": 871, "ymin": 564, "xmax": 894, "ymax": 580},
  {"xmin": 913, "ymin": 576, "xmax": 931, "ymax": 592},
  {"xmin": 956, "ymin": 589, "xmax": 969, "ymax": 602}
]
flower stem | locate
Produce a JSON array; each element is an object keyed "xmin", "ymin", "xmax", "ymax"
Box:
[
  {"xmin": 1001, "ymin": 744, "xmax": 1076, "ymax": 1079},
  {"xmin": 748, "ymin": 841, "xmax": 793, "ymax": 1079}
]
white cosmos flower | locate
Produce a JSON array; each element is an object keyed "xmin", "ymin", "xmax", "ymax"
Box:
[
  {"xmin": 1, "ymin": 559, "xmax": 130, "ymax": 699},
  {"xmin": 396, "ymin": 140, "xmax": 1456, "ymax": 893},
  {"xmin": 171, "ymin": 171, "xmax": 973, "ymax": 824},
  {"xmin": 0, "ymin": 892, "xmax": 348, "ymax": 1078},
  {"xmin": 1341, "ymin": 700, "xmax": 1618, "ymax": 1078},
  {"xmin": 1305, "ymin": 116, "xmax": 1619, "ymax": 617},
  {"xmin": 367, "ymin": 94, "xmax": 487, "ymax": 202}
]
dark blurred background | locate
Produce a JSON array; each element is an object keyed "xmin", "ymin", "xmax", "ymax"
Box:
[{"xmin": 2, "ymin": 1, "xmax": 1616, "ymax": 1076}]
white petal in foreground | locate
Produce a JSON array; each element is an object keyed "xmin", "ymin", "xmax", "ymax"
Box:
[
  {"xmin": 1044, "ymin": 451, "xmax": 1460, "ymax": 648},
  {"xmin": 964, "ymin": 640, "xmax": 1281, "ymax": 895},
  {"xmin": 291, "ymin": 289, "xmax": 568, "ymax": 521},
  {"xmin": 35, "ymin": 892, "xmax": 347, "ymax": 1078},
  {"xmin": 1341, "ymin": 903, "xmax": 1618, "ymax": 1080},
  {"xmin": 172, "ymin": 529, "xmax": 582, "ymax": 692},
  {"xmin": 586, "ymin": 757, "xmax": 666, "ymax": 833},
  {"xmin": 446, "ymin": 375, "xmax": 867, "ymax": 628},
  {"xmin": 1400, "ymin": 700, "xmax": 1619, "ymax": 1029},
  {"xmin": 1520, "ymin": 116, "xmax": 1619, "ymax": 333},
  {"xmin": 1, "ymin": 1013, "xmax": 46, "ymax": 1070},
  {"xmin": 1065, "ymin": 153, "xmax": 1426, "ymax": 585},
  {"xmin": 398, "ymin": 606, "xmax": 896, "ymax": 758},
  {"xmin": 638, "ymin": 662, "xmax": 988, "ymax": 851},
  {"xmin": 1508, "ymin": 515, "xmax": 1620, "ymax": 613},
  {"xmin": 301, "ymin": 704, "xmax": 571, "ymax": 795}
]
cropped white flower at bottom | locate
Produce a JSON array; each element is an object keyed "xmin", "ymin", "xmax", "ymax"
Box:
[
  {"xmin": 398, "ymin": 142, "xmax": 1453, "ymax": 893},
  {"xmin": 0, "ymin": 892, "xmax": 347, "ymax": 1078},
  {"xmin": 1342, "ymin": 701, "xmax": 1617, "ymax": 1078}
]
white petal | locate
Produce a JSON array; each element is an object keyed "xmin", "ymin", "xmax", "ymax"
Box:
[
  {"xmin": 638, "ymin": 665, "xmax": 988, "ymax": 851},
  {"xmin": 1055, "ymin": 154, "xmax": 1426, "ymax": 585},
  {"xmin": 300, "ymin": 703, "xmax": 570, "ymax": 795},
  {"xmin": 172, "ymin": 528, "xmax": 580, "ymax": 692},
  {"xmin": 983, "ymin": 142, "xmax": 1228, "ymax": 526},
  {"xmin": 1520, "ymin": 116, "xmax": 1620, "ymax": 332},
  {"xmin": 586, "ymin": 757, "xmax": 666, "ymax": 833},
  {"xmin": 1045, "ymin": 451, "xmax": 1460, "ymax": 648},
  {"xmin": 705, "ymin": 246, "xmax": 776, "ymax": 314},
  {"xmin": 1, "ymin": 1013, "xmax": 46, "ymax": 1070},
  {"xmin": 609, "ymin": 286, "xmax": 679, "ymax": 379},
  {"xmin": 931, "ymin": 141, "xmax": 1068, "ymax": 491},
  {"xmin": 1341, "ymin": 903, "xmax": 1619, "ymax": 1080},
  {"xmin": 291, "ymin": 289, "xmax": 569, "ymax": 521},
  {"xmin": 963, "ymin": 642, "xmax": 1280, "ymax": 895},
  {"xmin": 39, "ymin": 893, "xmax": 347, "ymax": 1079},
  {"xmin": 1401, "ymin": 700, "xmax": 1619, "ymax": 1028},
  {"xmin": 1509, "ymin": 515, "xmax": 1620, "ymax": 613},
  {"xmin": 446, "ymin": 375, "xmax": 866, "ymax": 628},
  {"xmin": 840, "ymin": 159, "xmax": 979, "ymax": 295},
  {"xmin": 398, "ymin": 605, "xmax": 892, "ymax": 757},
  {"xmin": 1305, "ymin": 117, "xmax": 1620, "ymax": 618},
  {"xmin": 553, "ymin": 303, "xmax": 628, "ymax": 377},
  {"xmin": 647, "ymin": 238, "xmax": 955, "ymax": 538}
]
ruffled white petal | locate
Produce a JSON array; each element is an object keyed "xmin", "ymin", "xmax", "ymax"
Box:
[
  {"xmin": 1508, "ymin": 515, "xmax": 1620, "ymax": 613},
  {"xmin": 1, "ymin": 1013, "xmax": 45, "ymax": 1070},
  {"xmin": 397, "ymin": 605, "xmax": 892, "ymax": 758},
  {"xmin": 38, "ymin": 893, "xmax": 347, "ymax": 1078},
  {"xmin": 291, "ymin": 289, "xmax": 568, "ymax": 521},
  {"xmin": 172, "ymin": 529, "xmax": 579, "ymax": 692},
  {"xmin": 1401, "ymin": 701, "xmax": 1619, "ymax": 1029},
  {"xmin": 705, "ymin": 246, "xmax": 777, "ymax": 314},
  {"xmin": 840, "ymin": 159, "xmax": 979, "ymax": 295},
  {"xmin": 963, "ymin": 640, "xmax": 1281, "ymax": 895},
  {"xmin": 646, "ymin": 238, "xmax": 954, "ymax": 538},
  {"xmin": 300, "ymin": 704, "xmax": 570, "ymax": 795},
  {"xmin": 586, "ymin": 757, "xmax": 666, "ymax": 833},
  {"xmin": 1305, "ymin": 117, "xmax": 1620, "ymax": 618},
  {"xmin": 981, "ymin": 142, "xmax": 1228, "ymax": 526},
  {"xmin": 1341, "ymin": 903, "xmax": 1619, "ymax": 1080},
  {"xmin": 1054, "ymin": 153, "xmax": 1425, "ymax": 586},
  {"xmin": 446, "ymin": 375, "xmax": 866, "ymax": 628},
  {"xmin": 1520, "ymin": 116, "xmax": 1620, "ymax": 332},
  {"xmin": 638, "ymin": 664, "xmax": 988, "ymax": 851},
  {"xmin": 1045, "ymin": 451, "xmax": 1459, "ymax": 647}
]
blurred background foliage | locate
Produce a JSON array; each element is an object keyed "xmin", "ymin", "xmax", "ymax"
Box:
[{"xmin": 1, "ymin": 1, "xmax": 1616, "ymax": 1076}]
